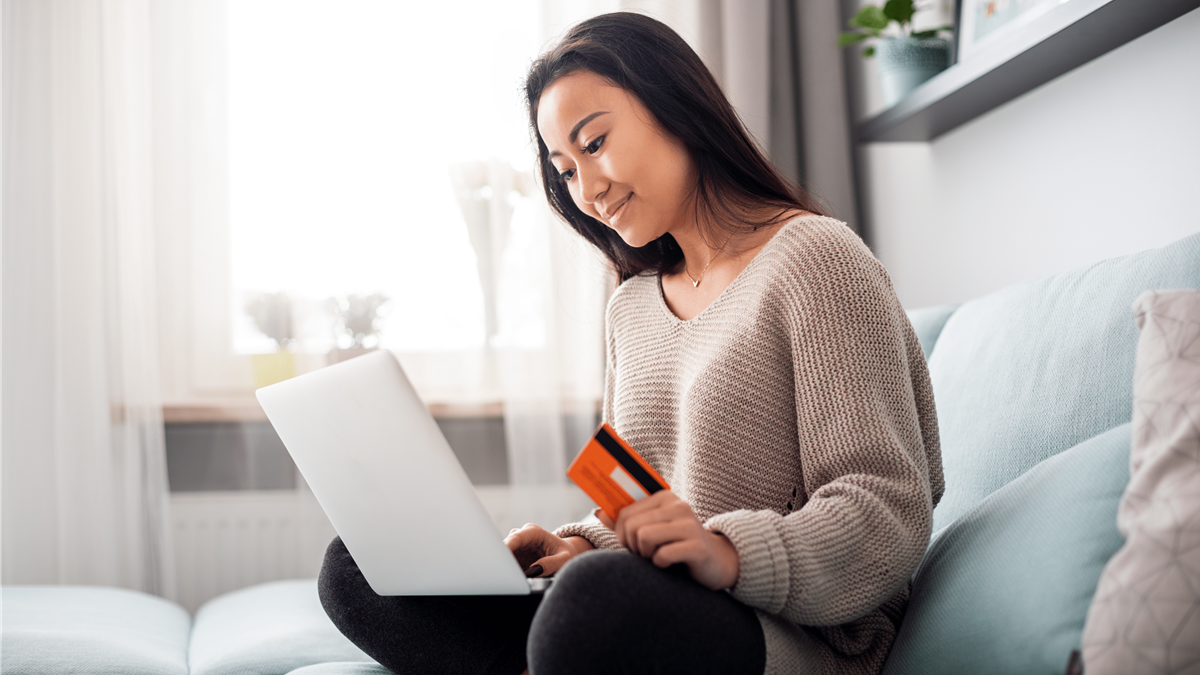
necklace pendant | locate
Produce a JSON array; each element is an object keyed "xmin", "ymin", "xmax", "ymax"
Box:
[{"xmin": 692, "ymin": 279, "xmax": 700, "ymax": 288}]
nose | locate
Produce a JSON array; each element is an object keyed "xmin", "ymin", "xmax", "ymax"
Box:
[{"xmin": 576, "ymin": 165, "xmax": 607, "ymax": 208}]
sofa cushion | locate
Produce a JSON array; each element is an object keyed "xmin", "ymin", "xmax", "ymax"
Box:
[
  {"xmin": 189, "ymin": 579, "xmax": 374, "ymax": 675},
  {"xmin": 928, "ymin": 232, "xmax": 1200, "ymax": 531},
  {"xmin": 0, "ymin": 585, "xmax": 191, "ymax": 675},
  {"xmin": 881, "ymin": 423, "xmax": 1131, "ymax": 675},
  {"xmin": 286, "ymin": 663, "xmax": 392, "ymax": 675},
  {"xmin": 906, "ymin": 303, "xmax": 960, "ymax": 360}
]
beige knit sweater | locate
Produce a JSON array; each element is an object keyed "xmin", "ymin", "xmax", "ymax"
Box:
[{"xmin": 554, "ymin": 216, "xmax": 943, "ymax": 675}]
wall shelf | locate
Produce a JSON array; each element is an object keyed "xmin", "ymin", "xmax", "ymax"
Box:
[{"xmin": 858, "ymin": 0, "xmax": 1200, "ymax": 143}]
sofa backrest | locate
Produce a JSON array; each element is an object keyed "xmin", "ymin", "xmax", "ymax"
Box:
[
  {"xmin": 925, "ymin": 232, "xmax": 1200, "ymax": 531},
  {"xmin": 902, "ymin": 302, "xmax": 960, "ymax": 360},
  {"xmin": 906, "ymin": 304, "xmax": 961, "ymax": 360}
]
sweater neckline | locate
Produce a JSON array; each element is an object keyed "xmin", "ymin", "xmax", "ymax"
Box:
[{"xmin": 654, "ymin": 215, "xmax": 823, "ymax": 325}]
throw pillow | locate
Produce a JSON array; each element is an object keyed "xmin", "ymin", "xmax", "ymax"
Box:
[
  {"xmin": 880, "ymin": 423, "xmax": 1130, "ymax": 675},
  {"xmin": 1082, "ymin": 289, "xmax": 1200, "ymax": 674}
]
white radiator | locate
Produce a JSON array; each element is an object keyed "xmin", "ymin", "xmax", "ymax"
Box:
[
  {"xmin": 170, "ymin": 489, "xmax": 335, "ymax": 614},
  {"xmin": 170, "ymin": 485, "xmax": 595, "ymax": 613}
]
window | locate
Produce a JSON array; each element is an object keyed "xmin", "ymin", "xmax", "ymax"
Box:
[
  {"xmin": 167, "ymin": 0, "xmax": 610, "ymax": 407},
  {"xmin": 160, "ymin": 1, "xmax": 608, "ymax": 448}
]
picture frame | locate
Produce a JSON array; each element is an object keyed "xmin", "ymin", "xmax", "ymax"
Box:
[
  {"xmin": 861, "ymin": 0, "xmax": 1200, "ymax": 141},
  {"xmin": 957, "ymin": 0, "xmax": 1108, "ymax": 64}
]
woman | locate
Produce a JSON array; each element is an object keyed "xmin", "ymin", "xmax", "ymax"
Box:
[{"xmin": 319, "ymin": 12, "xmax": 942, "ymax": 675}]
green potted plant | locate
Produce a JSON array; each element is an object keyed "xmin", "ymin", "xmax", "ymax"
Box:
[{"xmin": 840, "ymin": 0, "xmax": 953, "ymax": 106}]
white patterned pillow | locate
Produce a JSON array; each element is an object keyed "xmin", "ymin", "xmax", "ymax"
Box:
[{"xmin": 1082, "ymin": 289, "xmax": 1200, "ymax": 673}]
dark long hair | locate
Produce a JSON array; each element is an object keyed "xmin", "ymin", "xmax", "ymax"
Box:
[{"xmin": 524, "ymin": 12, "xmax": 824, "ymax": 282}]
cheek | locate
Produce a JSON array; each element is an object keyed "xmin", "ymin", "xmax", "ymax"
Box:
[
  {"xmin": 634, "ymin": 147, "xmax": 686, "ymax": 205},
  {"xmin": 664, "ymin": 149, "xmax": 694, "ymax": 192}
]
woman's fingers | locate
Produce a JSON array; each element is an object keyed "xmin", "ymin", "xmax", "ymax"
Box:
[
  {"xmin": 603, "ymin": 490, "xmax": 740, "ymax": 591},
  {"xmin": 503, "ymin": 523, "xmax": 587, "ymax": 577},
  {"xmin": 649, "ymin": 538, "xmax": 702, "ymax": 569},
  {"xmin": 504, "ymin": 523, "xmax": 554, "ymax": 569},
  {"xmin": 651, "ymin": 535, "xmax": 738, "ymax": 591},
  {"xmin": 530, "ymin": 548, "xmax": 574, "ymax": 577},
  {"xmin": 612, "ymin": 492, "xmax": 666, "ymax": 545},
  {"xmin": 594, "ymin": 507, "xmax": 615, "ymax": 530},
  {"xmin": 618, "ymin": 496, "xmax": 694, "ymax": 553},
  {"xmin": 629, "ymin": 519, "xmax": 695, "ymax": 558},
  {"xmin": 618, "ymin": 507, "xmax": 668, "ymax": 552}
]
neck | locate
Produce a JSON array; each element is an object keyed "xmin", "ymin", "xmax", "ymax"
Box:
[
  {"xmin": 673, "ymin": 225, "xmax": 724, "ymax": 274},
  {"xmin": 669, "ymin": 211, "xmax": 759, "ymax": 279},
  {"xmin": 667, "ymin": 206, "xmax": 805, "ymax": 283}
]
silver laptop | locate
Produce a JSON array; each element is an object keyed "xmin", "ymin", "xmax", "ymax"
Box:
[{"xmin": 256, "ymin": 349, "xmax": 544, "ymax": 595}]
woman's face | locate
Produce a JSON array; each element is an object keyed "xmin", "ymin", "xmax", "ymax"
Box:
[{"xmin": 537, "ymin": 70, "xmax": 697, "ymax": 248}]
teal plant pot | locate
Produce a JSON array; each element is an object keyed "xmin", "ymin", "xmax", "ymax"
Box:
[{"xmin": 876, "ymin": 36, "xmax": 950, "ymax": 107}]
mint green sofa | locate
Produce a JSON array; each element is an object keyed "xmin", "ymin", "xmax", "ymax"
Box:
[
  {"xmin": 1, "ymin": 581, "xmax": 389, "ymax": 675},
  {"xmin": 882, "ymin": 231, "xmax": 1200, "ymax": 674},
  {"xmin": 3, "ymin": 232, "xmax": 1198, "ymax": 675}
]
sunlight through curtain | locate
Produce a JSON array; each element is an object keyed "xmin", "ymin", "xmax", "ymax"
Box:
[{"xmin": 2, "ymin": 0, "xmax": 174, "ymax": 596}]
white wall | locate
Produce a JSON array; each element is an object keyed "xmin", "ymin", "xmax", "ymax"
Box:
[{"xmin": 857, "ymin": 7, "xmax": 1200, "ymax": 310}]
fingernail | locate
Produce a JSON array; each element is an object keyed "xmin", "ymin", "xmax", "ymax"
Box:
[{"xmin": 525, "ymin": 564, "xmax": 544, "ymax": 578}]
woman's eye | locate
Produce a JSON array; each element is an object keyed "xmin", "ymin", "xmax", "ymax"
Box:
[
  {"xmin": 584, "ymin": 136, "xmax": 605, "ymax": 154},
  {"xmin": 558, "ymin": 168, "xmax": 576, "ymax": 182}
]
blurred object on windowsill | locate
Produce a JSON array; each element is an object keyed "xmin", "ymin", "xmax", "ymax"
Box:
[
  {"xmin": 244, "ymin": 291, "xmax": 295, "ymax": 349},
  {"xmin": 330, "ymin": 293, "xmax": 389, "ymax": 344},
  {"xmin": 325, "ymin": 292, "xmax": 389, "ymax": 365},
  {"xmin": 244, "ymin": 291, "xmax": 298, "ymax": 387},
  {"xmin": 251, "ymin": 350, "xmax": 296, "ymax": 387}
]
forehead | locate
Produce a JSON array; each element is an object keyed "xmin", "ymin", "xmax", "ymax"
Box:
[{"xmin": 537, "ymin": 70, "xmax": 629, "ymax": 148}]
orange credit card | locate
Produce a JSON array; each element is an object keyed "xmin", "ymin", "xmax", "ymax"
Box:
[{"xmin": 567, "ymin": 423, "xmax": 670, "ymax": 522}]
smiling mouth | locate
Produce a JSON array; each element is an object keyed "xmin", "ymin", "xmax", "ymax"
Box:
[{"xmin": 603, "ymin": 195, "xmax": 631, "ymax": 223}]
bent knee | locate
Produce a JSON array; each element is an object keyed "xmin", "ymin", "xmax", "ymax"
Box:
[
  {"xmin": 552, "ymin": 549, "xmax": 688, "ymax": 604},
  {"xmin": 530, "ymin": 551, "xmax": 683, "ymax": 652},
  {"xmin": 317, "ymin": 536, "xmax": 367, "ymax": 624}
]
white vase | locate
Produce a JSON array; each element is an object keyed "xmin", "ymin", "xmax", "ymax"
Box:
[{"xmin": 876, "ymin": 36, "xmax": 950, "ymax": 107}]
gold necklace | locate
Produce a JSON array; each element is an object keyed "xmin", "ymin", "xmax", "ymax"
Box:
[
  {"xmin": 683, "ymin": 255, "xmax": 718, "ymax": 288},
  {"xmin": 683, "ymin": 233, "xmax": 735, "ymax": 288}
]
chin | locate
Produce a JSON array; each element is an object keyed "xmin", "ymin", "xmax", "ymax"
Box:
[
  {"xmin": 612, "ymin": 223, "xmax": 660, "ymax": 249},
  {"xmin": 620, "ymin": 234, "xmax": 655, "ymax": 248}
]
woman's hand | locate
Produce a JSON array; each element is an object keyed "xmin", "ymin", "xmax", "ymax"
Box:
[
  {"xmin": 598, "ymin": 490, "xmax": 740, "ymax": 591},
  {"xmin": 504, "ymin": 523, "xmax": 594, "ymax": 578}
]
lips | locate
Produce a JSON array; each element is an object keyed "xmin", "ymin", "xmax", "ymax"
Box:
[{"xmin": 601, "ymin": 194, "xmax": 631, "ymax": 224}]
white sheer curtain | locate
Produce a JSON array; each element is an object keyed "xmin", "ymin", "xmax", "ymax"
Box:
[
  {"xmin": 450, "ymin": 159, "xmax": 610, "ymax": 485},
  {"xmin": 2, "ymin": 0, "xmax": 174, "ymax": 596},
  {"xmin": 496, "ymin": 195, "xmax": 611, "ymax": 485}
]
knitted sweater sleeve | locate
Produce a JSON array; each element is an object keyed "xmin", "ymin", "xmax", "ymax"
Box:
[{"xmin": 705, "ymin": 224, "xmax": 939, "ymax": 627}]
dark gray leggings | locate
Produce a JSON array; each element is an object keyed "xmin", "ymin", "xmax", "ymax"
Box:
[{"xmin": 318, "ymin": 537, "xmax": 766, "ymax": 675}]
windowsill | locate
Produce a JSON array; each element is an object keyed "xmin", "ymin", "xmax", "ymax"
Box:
[
  {"xmin": 163, "ymin": 404, "xmax": 269, "ymax": 423},
  {"xmin": 162, "ymin": 401, "xmax": 506, "ymax": 424}
]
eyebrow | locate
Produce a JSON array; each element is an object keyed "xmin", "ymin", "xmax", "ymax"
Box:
[{"xmin": 548, "ymin": 111, "xmax": 610, "ymax": 159}]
